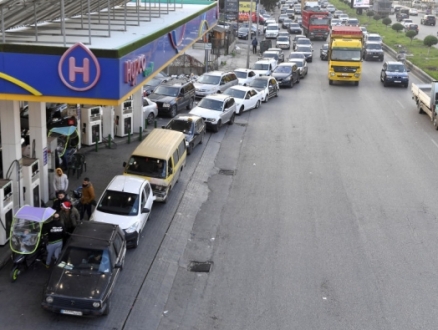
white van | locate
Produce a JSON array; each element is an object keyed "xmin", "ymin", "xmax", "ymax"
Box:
[{"xmin": 265, "ymin": 23, "xmax": 280, "ymax": 39}]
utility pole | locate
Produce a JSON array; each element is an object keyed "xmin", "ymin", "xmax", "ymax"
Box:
[
  {"xmin": 246, "ymin": 0, "xmax": 254, "ymax": 68},
  {"xmin": 256, "ymin": 0, "xmax": 259, "ymax": 39}
]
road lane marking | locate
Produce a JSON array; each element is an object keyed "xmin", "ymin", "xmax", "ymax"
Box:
[
  {"xmin": 397, "ymin": 100, "xmax": 405, "ymax": 109},
  {"xmin": 431, "ymin": 139, "xmax": 438, "ymax": 149}
]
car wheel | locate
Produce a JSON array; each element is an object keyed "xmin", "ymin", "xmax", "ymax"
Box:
[
  {"xmin": 186, "ymin": 98, "xmax": 194, "ymax": 110},
  {"xmin": 418, "ymin": 102, "xmax": 424, "ymax": 114},
  {"xmin": 255, "ymin": 100, "xmax": 260, "ymax": 109},
  {"xmin": 434, "ymin": 117, "xmax": 438, "ymax": 130},
  {"xmin": 383, "ymin": 80, "xmax": 388, "ymax": 87},
  {"xmin": 237, "ymin": 106, "xmax": 244, "ymax": 115},
  {"xmin": 212, "ymin": 120, "xmax": 221, "ymax": 132},
  {"xmin": 380, "ymin": 74, "xmax": 384, "ymax": 83},
  {"xmin": 228, "ymin": 113, "xmax": 235, "ymax": 125},
  {"xmin": 199, "ymin": 131, "xmax": 205, "ymax": 144},
  {"xmin": 264, "ymin": 94, "xmax": 269, "ymax": 103},
  {"xmin": 290, "ymin": 80, "xmax": 294, "ymax": 88},
  {"xmin": 354, "ymin": 81, "xmax": 359, "ymax": 86},
  {"xmin": 187, "ymin": 143, "xmax": 193, "ymax": 155},
  {"xmin": 103, "ymin": 298, "xmax": 111, "ymax": 316},
  {"xmin": 404, "ymin": 84, "xmax": 408, "ymax": 88},
  {"xmin": 275, "ymin": 89, "xmax": 279, "ymax": 97},
  {"xmin": 170, "ymin": 105, "xmax": 177, "ymax": 118},
  {"xmin": 329, "ymin": 79, "xmax": 333, "ymax": 85},
  {"xmin": 146, "ymin": 112, "xmax": 155, "ymax": 126},
  {"xmin": 133, "ymin": 231, "xmax": 140, "ymax": 248}
]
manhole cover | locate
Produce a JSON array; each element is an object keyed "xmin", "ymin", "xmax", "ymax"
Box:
[
  {"xmin": 235, "ymin": 123, "xmax": 247, "ymax": 127},
  {"xmin": 188, "ymin": 261, "xmax": 213, "ymax": 273},
  {"xmin": 219, "ymin": 169, "xmax": 235, "ymax": 176}
]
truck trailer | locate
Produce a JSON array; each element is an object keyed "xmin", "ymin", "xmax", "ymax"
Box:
[
  {"xmin": 328, "ymin": 26, "xmax": 364, "ymax": 86},
  {"xmin": 412, "ymin": 82, "xmax": 438, "ymax": 129}
]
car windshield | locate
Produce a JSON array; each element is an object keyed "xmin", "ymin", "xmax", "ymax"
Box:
[
  {"xmin": 310, "ymin": 18, "xmax": 329, "ymax": 25},
  {"xmin": 264, "ymin": 53, "xmax": 278, "ymax": 59},
  {"xmin": 197, "ymin": 75, "xmax": 221, "ymax": 85},
  {"xmin": 10, "ymin": 218, "xmax": 42, "ymax": 254},
  {"xmin": 96, "ymin": 190, "xmax": 139, "ymax": 216},
  {"xmin": 238, "ymin": 28, "xmax": 249, "ymax": 32},
  {"xmin": 297, "ymin": 39, "xmax": 311, "ymax": 45},
  {"xmin": 125, "ymin": 156, "xmax": 167, "ymax": 179},
  {"xmin": 167, "ymin": 119, "xmax": 194, "ymax": 134},
  {"xmin": 290, "ymin": 23, "xmax": 300, "ymax": 28},
  {"xmin": 322, "ymin": 44, "xmax": 328, "ymax": 50},
  {"xmin": 224, "ymin": 88, "xmax": 246, "ymax": 99},
  {"xmin": 266, "ymin": 26, "xmax": 278, "ymax": 30},
  {"xmin": 289, "ymin": 53, "xmax": 305, "ymax": 59},
  {"xmin": 366, "ymin": 44, "xmax": 381, "ymax": 50},
  {"xmin": 58, "ymin": 247, "xmax": 111, "ymax": 273},
  {"xmin": 198, "ymin": 98, "xmax": 224, "ymax": 111},
  {"xmin": 368, "ymin": 36, "xmax": 381, "ymax": 42},
  {"xmin": 252, "ymin": 63, "xmax": 269, "ymax": 70},
  {"xmin": 296, "ymin": 46, "xmax": 311, "ymax": 52},
  {"xmin": 277, "ymin": 37, "xmax": 289, "ymax": 42},
  {"xmin": 273, "ymin": 66, "xmax": 291, "ymax": 73},
  {"xmin": 154, "ymin": 86, "xmax": 179, "ymax": 97},
  {"xmin": 145, "ymin": 78, "xmax": 162, "ymax": 88},
  {"xmin": 331, "ymin": 49, "xmax": 362, "ymax": 61},
  {"xmin": 234, "ymin": 71, "xmax": 248, "ymax": 79},
  {"xmin": 290, "ymin": 60, "xmax": 303, "ymax": 67},
  {"xmin": 387, "ymin": 64, "xmax": 406, "ymax": 72},
  {"xmin": 250, "ymin": 79, "xmax": 268, "ymax": 88}
]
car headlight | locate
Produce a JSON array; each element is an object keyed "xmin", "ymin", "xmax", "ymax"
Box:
[
  {"xmin": 330, "ymin": 72, "xmax": 335, "ymax": 76},
  {"xmin": 92, "ymin": 301, "xmax": 101, "ymax": 308},
  {"xmin": 283, "ymin": 76, "xmax": 291, "ymax": 81},
  {"xmin": 163, "ymin": 103, "xmax": 170, "ymax": 107},
  {"xmin": 125, "ymin": 223, "xmax": 138, "ymax": 234},
  {"xmin": 354, "ymin": 73, "xmax": 360, "ymax": 78},
  {"xmin": 46, "ymin": 296, "xmax": 54, "ymax": 304}
]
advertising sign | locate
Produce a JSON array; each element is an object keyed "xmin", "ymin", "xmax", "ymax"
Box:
[
  {"xmin": 225, "ymin": 0, "xmax": 239, "ymax": 15},
  {"xmin": 239, "ymin": 1, "xmax": 256, "ymax": 12},
  {"xmin": 352, "ymin": 0, "xmax": 370, "ymax": 8}
]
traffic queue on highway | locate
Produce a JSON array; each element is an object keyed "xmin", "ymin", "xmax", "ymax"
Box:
[{"xmin": 15, "ymin": 0, "xmax": 435, "ymax": 319}]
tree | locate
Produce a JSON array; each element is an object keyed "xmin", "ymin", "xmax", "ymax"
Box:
[
  {"xmin": 392, "ymin": 23, "xmax": 404, "ymax": 33},
  {"xmin": 405, "ymin": 30, "xmax": 417, "ymax": 43},
  {"xmin": 382, "ymin": 17, "xmax": 392, "ymax": 29},
  {"xmin": 367, "ymin": 10, "xmax": 374, "ymax": 22},
  {"xmin": 424, "ymin": 35, "xmax": 438, "ymax": 55},
  {"xmin": 260, "ymin": 0, "xmax": 277, "ymax": 11},
  {"xmin": 373, "ymin": 14, "xmax": 381, "ymax": 24}
]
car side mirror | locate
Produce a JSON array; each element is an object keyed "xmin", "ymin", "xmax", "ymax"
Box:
[
  {"xmin": 142, "ymin": 207, "xmax": 150, "ymax": 214},
  {"xmin": 168, "ymin": 168, "xmax": 173, "ymax": 174}
]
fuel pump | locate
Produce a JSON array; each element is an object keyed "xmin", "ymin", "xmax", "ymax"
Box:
[
  {"xmin": 81, "ymin": 106, "xmax": 103, "ymax": 146},
  {"xmin": 114, "ymin": 99, "xmax": 134, "ymax": 137},
  {"xmin": 0, "ymin": 179, "xmax": 13, "ymax": 245},
  {"xmin": 22, "ymin": 158, "xmax": 41, "ymax": 207}
]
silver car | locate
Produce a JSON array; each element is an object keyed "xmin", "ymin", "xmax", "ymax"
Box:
[{"xmin": 289, "ymin": 58, "xmax": 308, "ymax": 78}]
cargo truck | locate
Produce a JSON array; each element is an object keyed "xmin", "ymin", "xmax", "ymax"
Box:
[
  {"xmin": 412, "ymin": 82, "xmax": 438, "ymax": 129},
  {"xmin": 301, "ymin": 0, "xmax": 330, "ymax": 40},
  {"xmin": 328, "ymin": 26, "xmax": 363, "ymax": 86}
]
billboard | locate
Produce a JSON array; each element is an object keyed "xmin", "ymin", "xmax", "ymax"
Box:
[
  {"xmin": 225, "ymin": 0, "xmax": 239, "ymax": 15},
  {"xmin": 352, "ymin": 0, "xmax": 370, "ymax": 8},
  {"xmin": 239, "ymin": 1, "xmax": 256, "ymax": 12}
]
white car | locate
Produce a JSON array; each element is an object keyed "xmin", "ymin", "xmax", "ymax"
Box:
[
  {"xmin": 189, "ymin": 94, "xmax": 236, "ymax": 132},
  {"xmin": 265, "ymin": 23, "xmax": 280, "ymax": 39},
  {"xmin": 409, "ymin": 8, "xmax": 418, "ymax": 16},
  {"xmin": 234, "ymin": 68, "xmax": 257, "ymax": 86},
  {"xmin": 401, "ymin": 19, "xmax": 414, "ymax": 28},
  {"xmin": 330, "ymin": 19, "xmax": 341, "ymax": 27},
  {"xmin": 91, "ymin": 175, "xmax": 155, "ymax": 248},
  {"xmin": 223, "ymin": 86, "xmax": 263, "ymax": 115},
  {"xmin": 276, "ymin": 36, "xmax": 291, "ymax": 50},
  {"xmin": 251, "ymin": 58, "xmax": 277, "ymax": 76},
  {"xmin": 142, "ymin": 97, "xmax": 158, "ymax": 124},
  {"xmin": 339, "ymin": 14, "xmax": 349, "ymax": 24},
  {"xmin": 360, "ymin": 26, "xmax": 368, "ymax": 37}
]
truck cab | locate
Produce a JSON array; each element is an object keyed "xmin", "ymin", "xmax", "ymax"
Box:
[{"xmin": 328, "ymin": 26, "xmax": 363, "ymax": 86}]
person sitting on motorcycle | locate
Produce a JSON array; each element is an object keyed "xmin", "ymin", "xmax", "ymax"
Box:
[
  {"xmin": 51, "ymin": 190, "xmax": 70, "ymax": 213},
  {"xmin": 43, "ymin": 213, "xmax": 65, "ymax": 268}
]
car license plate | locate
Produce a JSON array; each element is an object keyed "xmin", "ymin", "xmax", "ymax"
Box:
[
  {"xmin": 61, "ymin": 310, "xmax": 83, "ymax": 316},
  {"xmin": 373, "ymin": 55, "xmax": 378, "ymax": 58},
  {"xmin": 341, "ymin": 73, "xmax": 349, "ymax": 76},
  {"xmin": 394, "ymin": 81, "xmax": 401, "ymax": 83}
]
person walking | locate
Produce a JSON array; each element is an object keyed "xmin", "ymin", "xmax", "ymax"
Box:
[
  {"xmin": 59, "ymin": 201, "xmax": 80, "ymax": 239},
  {"xmin": 252, "ymin": 37, "xmax": 258, "ymax": 54},
  {"xmin": 80, "ymin": 177, "xmax": 95, "ymax": 220},
  {"xmin": 44, "ymin": 213, "xmax": 65, "ymax": 268},
  {"xmin": 53, "ymin": 168, "xmax": 69, "ymax": 195}
]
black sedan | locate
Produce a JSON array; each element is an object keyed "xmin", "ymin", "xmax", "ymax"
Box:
[
  {"xmin": 164, "ymin": 114, "xmax": 206, "ymax": 155},
  {"xmin": 237, "ymin": 27, "xmax": 255, "ymax": 40},
  {"xmin": 295, "ymin": 45, "xmax": 313, "ymax": 62},
  {"xmin": 41, "ymin": 222, "xmax": 126, "ymax": 316},
  {"xmin": 271, "ymin": 63, "xmax": 300, "ymax": 88},
  {"xmin": 287, "ymin": 22, "xmax": 302, "ymax": 34}
]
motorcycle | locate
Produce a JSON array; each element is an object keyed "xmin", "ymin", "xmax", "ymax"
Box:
[
  {"xmin": 69, "ymin": 186, "xmax": 83, "ymax": 210},
  {"xmin": 9, "ymin": 206, "xmax": 56, "ymax": 282}
]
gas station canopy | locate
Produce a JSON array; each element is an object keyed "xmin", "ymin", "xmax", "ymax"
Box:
[{"xmin": 0, "ymin": 0, "xmax": 218, "ymax": 105}]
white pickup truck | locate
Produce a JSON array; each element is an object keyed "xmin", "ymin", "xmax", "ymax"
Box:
[
  {"xmin": 412, "ymin": 82, "xmax": 438, "ymax": 129},
  {"xmin": 251, "ymin": 58, "xmax": 277, "ymax": 77}
]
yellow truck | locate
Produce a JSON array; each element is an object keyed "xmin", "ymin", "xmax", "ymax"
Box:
[{"xmin": 328, "ymin": 26, "xmax": 363, "ymax": 86}]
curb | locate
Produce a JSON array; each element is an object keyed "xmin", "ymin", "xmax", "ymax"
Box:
[{"xmin": 382, "ymin": 43, "xmax": 435, "ymax": 83}]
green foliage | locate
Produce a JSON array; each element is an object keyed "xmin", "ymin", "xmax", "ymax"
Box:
[
  {"xmin": 424, "ymin": 35, "xmax": 438, "ymax": 47},
  {"xmin": 260, "ymin": 0, "xmax": 277, "ymax": 11},
  {"xmin": 366, "ymin": 10, "xmax": 374, "ymax": 17},
  {"xmin": 382, "ymin": 17, "xmax": 392, "ymax": 28},
  {"xmin": 373, "ymin": 14, "xmax": 381, "ymax": 22},
  {"xmin": 405, "ymin": 30, "xmax": 417, "ymax": 43},
  {"xmin": 392, "ymin": 23, "xmax": 404, "ymax": 33}
]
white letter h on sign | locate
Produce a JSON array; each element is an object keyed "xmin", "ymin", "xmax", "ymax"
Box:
[{"xmin": 69, "ymin": 57, "xmax": 90, "ymax": 83}]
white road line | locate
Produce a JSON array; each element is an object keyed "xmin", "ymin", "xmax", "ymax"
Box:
[
  {"xmin": 397, "ymin": 100, "xmax": 405, "ymax": 109},
  {"xmin": 431, "ymin": 139, "xmax": 438, "ymax": 149}
]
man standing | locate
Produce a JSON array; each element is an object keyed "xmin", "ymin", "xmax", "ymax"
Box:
[
  {"xmin": 252, "ymin": 37, "xmax": 258, "ymax": 54},
  {"xmin": 60, "ymin": 201, "xmax": 80, "ymax": 237},
  {"xmin": 44, "ymin": 213, "xmax": 65, "ymax": 268},
  {"xmin": 80, "ymin": 177, "xmax": 96, "ymax": 220}
]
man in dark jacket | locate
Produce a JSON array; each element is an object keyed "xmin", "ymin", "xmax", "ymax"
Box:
[
  {"xmin": 44, "ymin": 213, "xmax": 65, "ymax": 268},
  {"xmin": 252, "ymin": 37, "xmax": 258, "ymax": 54},
  {"xmin": 51, "ymin": 190, "xmax": 70, "ymax": 213}
]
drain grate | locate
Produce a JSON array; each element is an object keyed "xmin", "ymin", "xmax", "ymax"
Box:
[
  {"xmin": 219, "ymin": 169, "xmax": 235, "ymax": 176},
  {"xmin": 235, "ymin": 122, "xmax": 247, "ymax": 127},
  {"xmin": 188, "ymin": 261, "xmax": 213, "ymax": 273}
]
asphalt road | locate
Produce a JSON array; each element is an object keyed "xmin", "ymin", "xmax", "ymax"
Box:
[{"xmin": 3, "ymin": 18, "xmax": 438, "ymax": 330}]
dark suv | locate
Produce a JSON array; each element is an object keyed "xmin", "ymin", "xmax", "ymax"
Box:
[
  {"xmin": 41, "ymin": 221, "xmax": 127, "ymax": 316},
  {"xmin": 148, "ymin": 79, "xmax": 195, "ymax": 117},
  {"xmin": 380, "ymin": 61, "xmax": 409, "ymax": 88},
  {"xmin": 396, "ymin": 12, "xmax": 409, "ymax": 22},
  {"xmin": 421, "ymin": 15, "xmax": 436, "ymax": 26},
  {"xmin": 363, "ymin": 41, "xmax": 384, "ymax": 61}
]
